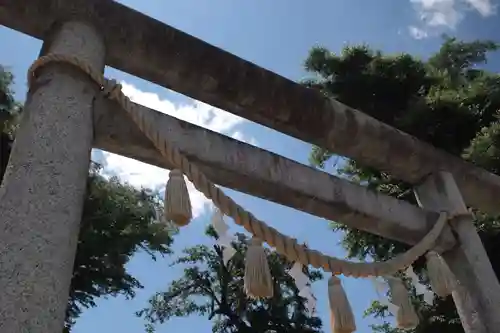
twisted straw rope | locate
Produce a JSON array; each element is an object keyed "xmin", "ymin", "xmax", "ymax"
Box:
[{"xmin": 28, "ymin": 54, "xmax": 459, "ymax": 278}]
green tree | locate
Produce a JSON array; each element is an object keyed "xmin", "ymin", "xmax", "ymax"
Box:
[
  {"xmin": 138, "ymin": 228, "xmax": 323, "ymax": 333},
  {"xmin": 65, "ymin": 163, "xmax": 175, "ymax": 331},
  {"xmin": 0, "ymin": 66, "xmax": 176, "ymax": 332},
  {"xmin": 1, "ymin": 66, "xmax": 20, "ymax": 175},
  {"xmin": 304, "ymin": 36, "xmax": 500, "ymax": 332}
]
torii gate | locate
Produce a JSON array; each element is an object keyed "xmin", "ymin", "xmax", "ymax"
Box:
[{"xmin": 1, "ymin": 1, "xmax": 500, "ymax": 332}]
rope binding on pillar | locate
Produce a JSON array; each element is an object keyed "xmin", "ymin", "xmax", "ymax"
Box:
[{"xmin": 27, "ymin": 53, "xmax": 471, "ymax": 333}]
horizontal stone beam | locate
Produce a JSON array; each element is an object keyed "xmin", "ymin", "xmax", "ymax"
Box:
[
  {"xmin": 2, "ymin": 0, "xmax": 499, "ymax": 216},
  {"xmin": 92, "ymin": 96, "xmax": 454, "ymax": 248}
]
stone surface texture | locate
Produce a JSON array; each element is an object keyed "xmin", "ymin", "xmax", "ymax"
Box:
[
  {"xmin": 94, "ymin": 97, "xmax": 455, "ymax": 247},
  {"xmin": 1, "ymin": 0, "xmax": 500, "ymax": 216},
  {"xmin": 0, "ymin": 2, "xmax": 499, "ymax": 331},
  {"xmin": 415, "ymin": 172, "xmax": 500, "ymax": 333},
  {"xmin": 0, "ymin": 21, "xmax": 105, "ymax": 333}
]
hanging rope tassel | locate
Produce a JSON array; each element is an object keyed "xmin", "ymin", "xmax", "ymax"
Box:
[
  {"xmin": 387, "ymin": 276, "xmax": 419, "ymax": 329},
  {"xmin": 425, "ymin": 251, "xmax": 457, "ymax": 298},
  {"xmin": 164, "ymin": 169, "xmax": 192, "ymax": 227},
  {"xmin": 328, "ymin": 275, "xmax": 356, "ymax": 333},
  {"xmin": 28, "ymin": 54, "xmax": 466, "ymax": 333},
  {"xmin": 244, "ymin": 237, "xmax": 273, "ymax": 298}
]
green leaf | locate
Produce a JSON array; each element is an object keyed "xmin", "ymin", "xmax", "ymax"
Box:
[{"xmin": 305, "ymin": 36, "xmax": 500, "ymax": 333}]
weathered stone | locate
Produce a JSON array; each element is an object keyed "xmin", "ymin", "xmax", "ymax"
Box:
[
  {"xmin": 2, "ymin": 0, "xmax": 500, "ymax": 216},
  {"xmin": 0, "ymin": 3, "xmax": 499, "ymax": 333},
  {"xmin": 93, "ymin": 97, "xmax": 455, "ymax": 248},
  {"xmin": 415, "ymin": 172, "xmax": 500, "ymax": 333},
  {"xmin": 0, "ymin": 21, "xmax": 105, "ymax": 333}
]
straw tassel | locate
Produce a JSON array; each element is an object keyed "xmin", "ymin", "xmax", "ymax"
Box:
[
  {"xmin": 328, "ymin": 275, "xmax": 356, "ymax": 333},
  {"xmin": 426, "ymin": 251, "xmax": 457, "ymax": 298},
  {"xmin": 387, "ymin": 276, "xmax": 419, "ymax": 329},
  {"xmin": 164, "ymin": 169, "xmax": 192, "ymax": 227},
  {"xmin": 244, "ymin": 237, "xmax": 273, "ymax": 298}
]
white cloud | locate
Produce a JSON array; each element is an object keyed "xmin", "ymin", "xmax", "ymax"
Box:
[
  {"xmin": 232, "ymin": 130, "xmax": 259, "ymax": 146},
  {"xmin": 411, "ymin": 0, "xmax": 462, "ymax": 28},
  {"xmin": 408, "ymin": 26, "xmax": 429, "ymax": 39},
  {"xmin": 464, "ymin": 0, "xmax": 496, "ymax": 16},
  {"xmin": 120, "ymin": 82, "xmax": 250, "ymax": 135},
  {"xmin": 408, "ymin": 0, "xmax": 496, "ymax": 39},
  {"xmin": 96, "ymin": 81, "xmax": 259, "ymax": 219}
]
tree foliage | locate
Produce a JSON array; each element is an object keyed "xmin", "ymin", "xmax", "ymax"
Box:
[
  {"xmin": 0, "ymin": 66, "xmax": 176, "ymax": 332},
  {"xmin": 305, "ymin": 36, "xmax": 500, "ymax": 332},
  {"xmin": 65, "ymin": 163, "xmax": 175, "ymax": 330},
  {"xmin": 138, "ymin": 227, "xmax": 323, "ymax": 333}
]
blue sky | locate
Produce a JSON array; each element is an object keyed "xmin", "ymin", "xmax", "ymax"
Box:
[{"xmin": 1, "ymin": 0, "xmax": 499, "ymax": 332}]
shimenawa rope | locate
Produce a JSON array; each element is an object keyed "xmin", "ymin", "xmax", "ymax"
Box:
[{"xmin": 27, "ymin": 53, "xmax": 464, "ymax": 332}]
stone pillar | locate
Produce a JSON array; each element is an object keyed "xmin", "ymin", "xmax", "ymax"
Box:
[
  {"xmin": 415, "ymin": 171, "xmax": 500, "ymax": 333},
  {"xmin": 0, "ymin": 21, "xmax": 105, "ymax": 333}
]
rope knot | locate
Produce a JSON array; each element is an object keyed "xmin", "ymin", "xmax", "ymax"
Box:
[
  {"xmin": 328, "ymin": 275, "xmax": 356, "ymax": 333},
  {"xmin": 164, "ymin": 169, "xmax": 192, "ymax": 227},
  {"xmin": 102, "ymin": 79, "xmax": 122, "ymax": 100},
  {"xmin": 244, "ymin": 236, "xmax": 273, "ymax": 298}
]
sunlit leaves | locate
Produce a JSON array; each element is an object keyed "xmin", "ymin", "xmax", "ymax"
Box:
[
  {"xmin": 138, "ymin": 229, "xmax": 323, "ymax": 333},
  {"xmin": 305, "ymin": 36, "xmax": 500, "ymax": 333},
  {"xmin": 65, "ymin": 163, "xmax": 175, "ymax": 330}
]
